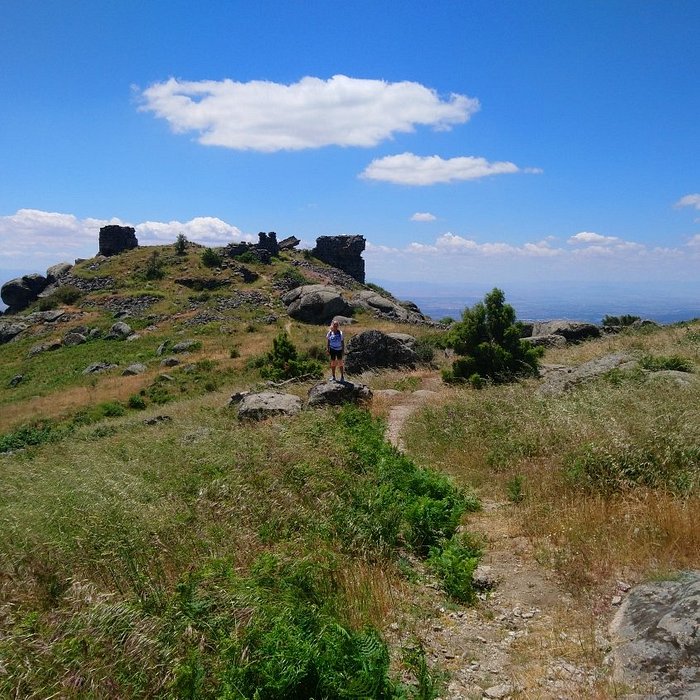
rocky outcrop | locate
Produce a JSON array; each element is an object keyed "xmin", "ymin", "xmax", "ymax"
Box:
[
  {"xmin": 281, "ymin": 284, "xmax": 353, "ymax": 324},
  {"xmin": 98, "ymin": 225, "xmax": 138, "ymax": 256},
  {"xmin": 256, "ymin": 231, "xmax": 279, "ymax": 256},
  {"xmin": 312, "ymin": 235, "xmax": 366, "ymax": 283},
  {"xmin": 45, "ymin": 262, "xmax": 73, "ymax": 283},
  {"xmin": 351, "ymin": 290, "xmax": 430, "ymax": 324},
  {"xmin": 1, "ymin": 274, "xmax": 49, "ymax": 311},
  {"xmin": 237, "ymin": 391, "xmax": 302, "ymax": 420},
  {"xmin": 530, "ymin": 320, "xmax": 600, "ymax": 342},
  {"xmin": 279, "ymin": 235, "xmax": 300, "ymax": 250},
  {"xmin": 344, "ymin": 330, "xmax": 418, "ymax": 374},
  {"xmin": 0, "ymin": 321, "xmax": 29, "ymax": 344},
  {"xmin": 523, "ymin": 334, "xmax": 567, "ymax": 349},
  {"xmin": 307, "ymin": 379, "xmax": 372, "ymax": 407},
  {"xmin": 536, "ymin": 353, "xmax": 637, "ymax": 396},
  {"xmin": 609, "ymin": 571, "xmax": 700, "ymax": 698}
]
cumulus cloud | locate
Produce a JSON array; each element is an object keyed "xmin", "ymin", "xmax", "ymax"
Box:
[
  {"xmin": 675, "ymin": 193, "xmax": 700, "ymax": 210},
  {"xmin": 568, "ymin": 231, "xmax": 619, "ymax": 245},
  {"xmin": 360, "ymin": 153, "xmax": 529, "ymax": 185},
  {"xmin": 411, "ymin": 212, "xmax": 437, "ymax": 222},
  {"xmin": 136, "ymin": 217, "xmax": 251, "ymax": 245},
  {"xmin": 139, "ymin": 75, "xmax": 479, "ymax": 152},
  {"xmin": 0, "ymin": 209, "xmax": 250, "ymax": 271}
]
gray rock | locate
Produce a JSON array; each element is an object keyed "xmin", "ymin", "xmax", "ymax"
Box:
[
  {"xmin": 0, "ymin": 321, "xmax": 28, "ymax": 344},
  {"xmin": 62, "ymin": 332, "xmax": 87, "ymax": 347},
  {"xmin": 237, "ymin": 391, "xmax": 302, "ymax": 420},
  {"xmin": 646, "ymin": 370, "xmax": 698, "ymax": 387},
  {"xmin": 523, "ymin": 333, "xmax": 567, "ymax": 349},
  {"xmin": 537, "ymin": 353, "xmax": 636, "ymax": 396},
  {"xmin": 609, "ymin": 571, "xmax": 700, "ymax": 698},
  {"xmin": 45, "ymin": 262, "xmax": 73, "ymax": 283},
  {"xmin": 282, "ymin": 284, "xmax": 353, "ymax": 324},
  {"xmin": 160, "ymin": 357, "xmax": 180, "ymax": 368},
  {"xmin": 307, "ymin": 379, "xmax": 373, "ymax": 407},
  {"xmin": 26, "ymin": 309, "xmax": 66, "ymax": 323},
  {"xmin": 156, "ymin": 342, "xmax": 169, "ymax": 356},
  {"xmin": 1, "ymin": 273, "xmax": 49, "ymax": 310},
  {"xmin": 171, "ymin": 340, "xmax": 199, "ymax": 353},
  {"xmin": 8, "ymin": 375, "xmax": 23, "ymax": 387},
  {"xmin": 122, "ymin": 363, "xmax": 147, "ymax": 376},
  {"xmin": 344, "ymin": 330, "xmax": 419, "ymax": 373},
  {"xmin": 531, "ymin": 320, "xmax": 601, "ymax": 342},
  {"xmin": 29, "ymin": 341, "xmax": 62, "ymax": 357},
  {"xmin": 110, "ymin": 321, "xmax": 133, "ymax": 339},
  {"xmin": 82, "ymin": 362, "xmax": 118, "ymax": 375}
]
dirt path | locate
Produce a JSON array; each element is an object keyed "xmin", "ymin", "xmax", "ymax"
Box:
[{"xmin": 382, "ymin": 377, "xmax": 608, "ymax": 699}]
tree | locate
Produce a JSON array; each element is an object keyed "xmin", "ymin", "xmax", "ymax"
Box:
[
  {"xmin": 442, "ymin": 288, "xmax": 541, "ymax": 384},
  {"xmin": 201, "ymin": 247, "xmax": 223, "ymax": 268},
  {"xmin": 174, "ymin": 233, "xmax": 188, "ymax": 255}
]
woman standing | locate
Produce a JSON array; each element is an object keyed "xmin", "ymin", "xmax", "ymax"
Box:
[{"xmin": 326, "ymin": 319, "xmax": 345, "ymax": 382}]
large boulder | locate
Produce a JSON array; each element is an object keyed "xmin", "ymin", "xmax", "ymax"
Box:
[
  {"xmin": 609, "ymin": 571, "xmax": 700, "ymax": 698},
  {"xmin": 0, "ymin": 321, "xmax": 28, "ymax": 344},
  {"xmin": 531, "ymin": 320, "xmax": 601, "ymax": 342},
  {"xmin": 312, "ymin": 235, "xmax": 366, "ymax": 283},
  {"xmin": 99, "ymin": 225, "xmax": 138, "ymax": 256},
  {"xmin": 45, "ymin": 262, "xmax": 73, "ymax": 283},
  {"xmin": 282, "ymin": 284, "xmax": 353, "ymax": 324},
  {"xmin": 237, "ymin": 391, "xmax": 302, "ymax": 420},
  {"xmin": 536, "ymin": 353, "xmax": 637, "ymax": 396},
  {"xmin": 1, "ymin": 274, "xmax": 49, "ymax": 311},
  {"xmin": 344, "ymin": 330, "xmax": 418, "ymax": 374},
  {"xmin": 307, "ymin": 379, "xmax": 372, "ymax": 407}
]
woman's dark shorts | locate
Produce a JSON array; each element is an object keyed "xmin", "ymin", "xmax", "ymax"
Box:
[{"xmin": 329, "ymin": 349, "xmax": 343, "ymax": 360}]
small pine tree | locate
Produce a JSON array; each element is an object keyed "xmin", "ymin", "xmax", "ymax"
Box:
[
  {"xmin": 174, "ymin": 233, "xmax": 188, "ymax": 255},
  {"xmin": 201, "ymin": 247, "xmax": 223, "ymax": 268},
  {"xmin": 260, "ymin": 332, "xmax": 322, "ymax": 381},
  {"xmin": 144, "ymin": 250, "xmax": 165, "ymax": 280},
  {"xmin": 442, "ymin": 287, "xmax": 541, "ymax": 384}
]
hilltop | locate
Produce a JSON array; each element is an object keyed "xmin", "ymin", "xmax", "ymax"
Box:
[{"xmin": 1, "ymin": 234, "xmax": 699, "ymax": 698}]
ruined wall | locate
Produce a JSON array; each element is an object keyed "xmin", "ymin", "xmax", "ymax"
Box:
[
  {"xmin": 99, "ymin": 225, "xmax": 138, "ymax": 256},
  {"xmin": 312, "ymin": 235, "xmax": 366, "ymax": 283}
]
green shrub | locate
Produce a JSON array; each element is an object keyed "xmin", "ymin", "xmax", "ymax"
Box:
[
  {"xmin": 443, "ymin": 288, "xmax": 541, "ymax": 384},
  {"xmin": 639, "ymin": 354, "xmax": 693, "ymax": 372},
  {"xmin": 427, "ymin": 534, "xmax": 481, "ymax": 603},
  {"xmin": 98, "ymin": 401, "xmax": 126, "ymax": 418},
  {"xmin": 127, "ymin": 395, "xmax": 147, "ymax": 410},
  {"xmin": 506, "ymin": 475, "xmax": 525, "ymax": 503},
  {"xmin": 36, "ymin": 285, "xmax": 83, "ymax": 310},
  {"xmin": 236, "ymin": 250, "xmax": 258, "ymax": 264},
  {"xmin": 602, "ymin": 314, "xmax": 641, "ymax": 327},
  {"xmin": 273, "ymin": 267, "xmax": 311, "ymax": 289},
  {"xmin": 259, "ymin": 332, "xmax": 323, "ymax": 381},
  {"xmin": 201, "ymin": 247, "xmax": 223, "ymax": 268},
  {"xmin": 0, "ymin": 422, "xmax": 68, "ymax": 453},
  {"xmin": 413, "ymin": 338, "xmax": 435, "ymax": 364},
  {"xmin": 144, "ymin": 251, "xmax": 165, "ymax": 280}
]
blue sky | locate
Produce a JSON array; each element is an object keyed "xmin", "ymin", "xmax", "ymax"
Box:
[{"xmin": 1, "ymin": 0, "xmax": 699, "ymax": 299}]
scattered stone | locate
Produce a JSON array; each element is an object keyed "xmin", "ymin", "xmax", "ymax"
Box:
[
  {"xmin": 307, "ymin": 379, "xmax": 373, "ymax": 407},
  {"xmin": 62, "ymin": 332, "xmax": 87, "ymax": 346},
  {"xmin": 473, "ymin": 565, "xmax": 499, "ymax": 591},
  {"xmin": 29, "ymin": 341, "xmax": 62, "ymax": 357},
  {"xmin": 160, "ymin": 357, "xmax": 180, "ymax": 368},
  {"xmin": 523, "ymin": 333, "xmax": 567, "ymax": 349},
  {"xmin": 483, "ymin": 683, "xmax": 512, "ymax": 698},
  {"xmin": 8, "ymin": 375, "xmax": 23, "ymax": 387},
  {"xmin": 646, "ymin": 370, "xmax": 698, "ymax": 387},
  {"xmin": 144, "ymin": 415, "xmax": 172, "ymax": 425},
  {"xmin": 0, "ymin": 321, "xmax": 28, "ymax": 344},
  {"xmin": 171, "ymin": 340, "xmax": 199, "ymax": 353},
  {"xmin": 228, "ymin": 391, "xmax": 250, "ymax": 406},
  {"xmin": 125, "ymin": 333, "xmax": 141, "ymax": 342},
  {"xmin": 122, "ymin": 363, "xmax": 147, "ymax": 376},
  {"xmin": 156, "ymin": 342, "xmax": 169, "ymax": 356},
  {"xmin": 110, "ymin": 321, "xmax": 133, "ymax": 339},
  {"xmin": 82, "ymin": 362, "xmax": 118, "ymax": 375},
  {"xmin": 237, "ymin": 391, "xmax": 302, "ymax": 420}
]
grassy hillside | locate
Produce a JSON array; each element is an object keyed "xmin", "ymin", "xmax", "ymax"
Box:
[{"xmin": 1, "ymin": 243, "xmax": 699, "ymax": 697}]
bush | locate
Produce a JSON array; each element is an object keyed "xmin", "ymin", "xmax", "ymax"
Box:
[
  {"xmin": 236, "ymin": 250, "xmax": 258, "ymax": 264},
  {"xmin": 259, "ymin": 332, "xmax": 323, "ymax": 381},
  {"xmin": 201, "ymin": 248, "xmax": 223, "ymax": 268},
  {"xmin": 427, "ymin": 534, "xmax": 481, "ymax": 603},
  {"xmin": 36, "ymin": 284, "xmax": 83, "ymax": 310},
  {"xmin": 127, "ymin": 395, "xmax": 147, "ymax": 410},
  {"xmin": 639, "ymin": 354, "xmax": 693, "ymax": 372},
  {"xmin": 273, "ymin": 267, "xmax": 311, "ymax": 290},
  {"xmin": 144, "ymin": 251, "xmax": 165, "ymax": 280},
  {"xmin": 602, "ymin": 314, "xmax": 640, "ymax": 327},
  {"xmin": 443, "ymin": 288, "xmax": 541, "ymax": 384}
]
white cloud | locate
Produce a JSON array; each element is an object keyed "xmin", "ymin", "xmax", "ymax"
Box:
[
  {"xmin": 136, "ymin": 217, "xmax": 251, "ymax": 245},
  {"xmin": 139, "ymin": 75, "xmax": 479, "ymax": 152},
  {"xmin": 0, "ymin": 209, "xmax": 250, "ymax": 272},
  {"xmin": 568, "ymin": 231, "xmax": 619, "ymax": 245},
  {"xmin": 360, "ymin": 153, "xmax": 529, "ymax": 185},
  {"xmin": 411, "ymin": 212, "xmax": 436, "ymax": 222},
  {"xmin": 675, "ymin": 193, "xmax": 700, "ymax": 210}
]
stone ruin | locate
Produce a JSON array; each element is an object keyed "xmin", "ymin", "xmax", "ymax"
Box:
[
  {"xmin": 99, "ymin": 225, "xmax": 138, "ymax": 256},
  {"xmin": 312, "ymin": 235, "xmax": 366, "ymax": 283},
  {"xmin": 224, "ymin": 232, "xmax": 280, "ymax": 264}
]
